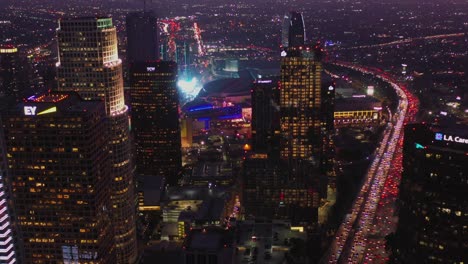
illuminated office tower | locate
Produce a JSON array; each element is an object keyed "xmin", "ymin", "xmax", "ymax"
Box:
[
  {"xmin": 0, "ymin": 45, "xmax": 19, "ymax": 99},
  {"xmin": 56, "ymin": 17, "xmax": 137, "ymax": 263},
  {"xmin": 391, "ymin": 123, "xmax": 467, "ymax": 263},
  {"xmin": 0, "ymin": 97, "xmax": 17, "ymax": 264},
  {"xmin": 280, "ymin": 46, "xmax": 323, "ymax": 162},
  {"xmin": 278, "ymin": 45, "xmax": 329, "ymax": 225},
  {"xmin": 129, "ymin": 61, "xmax": 181, "ymax": 185},
  {"xmin": 126, "ymin": 11, "xmax": 159, "ymax": 62},
  {"xmin": 1, "ymin": 92, "xmax": 114, "ymax": 263},
  {"xmin": 281, "ymin": 11, "xmax": 305, "ymax": 48}
]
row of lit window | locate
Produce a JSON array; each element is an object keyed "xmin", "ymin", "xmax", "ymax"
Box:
[
  {"xmin": 334, "ymin": 111, "xmax": 377, "ymax": 117},
  {"xmin": 437, "ymin": 207, "xmax": 463, "ymax": 216},
  {"xmin": 425, "ymin": 153, "xmax": 443, "ymax": 159},
  {"xmin": 21, "ymin": 222, "xmax": 53, "ymax": 227},
  {"xmin": 29, "ymin": 238, "xmax": 55, "ymax": 243},
  {"xmin": 418, "ymin": 240, "xmax": 447, "ymax": 251},
  {"xmin": 133, "ymin": 73, "xmax": 175, "ymax": 77}
]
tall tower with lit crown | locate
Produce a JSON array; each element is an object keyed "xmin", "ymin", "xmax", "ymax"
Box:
[{"xmin": 56, "ymin": 17, "xmax": 138, "ymax": 263}]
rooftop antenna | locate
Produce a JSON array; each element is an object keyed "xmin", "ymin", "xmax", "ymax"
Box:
[{"xmin": 143, "ymin": 0, "xmax": 146, "ymax": 12}]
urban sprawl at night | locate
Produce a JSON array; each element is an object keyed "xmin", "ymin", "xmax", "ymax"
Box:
[{"xmin": 0, "ymin": 0, "xmax": 466, "ymax": 263}]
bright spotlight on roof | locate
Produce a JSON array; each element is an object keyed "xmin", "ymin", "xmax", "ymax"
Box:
[{"xmin": 177, "ymin": 77, "xmax": 202, "ymax": 98}]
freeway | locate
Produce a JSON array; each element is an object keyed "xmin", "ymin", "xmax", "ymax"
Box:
[
  {"xmin": 330, "ymin": 32, "xmax": 465, "ymax": 51},
  {"xmin": 321, "ymin": 62, "xmax": 419, "ymax": 264}
]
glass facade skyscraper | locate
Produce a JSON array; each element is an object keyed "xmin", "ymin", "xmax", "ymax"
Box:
[
  {"xmin": 392, "ymin": 123, "xmax": 467, "ymax": 263},
  {"xmin": 281, "ymin": 11, "xmax": 306, "ymax": 48},
  {"xmin": 55, "ymin": 17, "xmax": 138, "ymax": 263},
  {"xmin": 0, "ymin": 45, "xmax": 20, "ymax": 99},
  {"xmin": 280, "ymin": 47, "xmax": 322, "ymax": 162},
  {"xmin": 129, "ymin": 61, "xmax": 181, "ymax": 185},
  {"xmin": 276, "ymin": 44, "xmax": 331, "ymax": 226},
  {"xmin": 251, "ymin": 77, "xmax": 281, "ymax": 155},
  {"xmin": 126, "ymin": 11, "xmax": 159, "ymax": 63},
  {"xmin": 1, "ymin": 93, "xmax": 115, "ymax": 263}
]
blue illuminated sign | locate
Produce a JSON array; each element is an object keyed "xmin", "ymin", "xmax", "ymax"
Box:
[{"xmin": 188, "ymin": 105, "xmax": 213, "ymax": 112}]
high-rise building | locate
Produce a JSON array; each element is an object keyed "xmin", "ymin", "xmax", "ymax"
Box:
[
  {"xmin": 129, "ymin": 61, "xmax": 181, "ymax": 185},
  {"xmin": 246, "ymin": 73, "xmax": 323, "ymax": 222},
  {"xmin": 280, "ymin": 46, "xmax": 322, "ymax": 163},
  {"xmin": 391, "ymin": 123, "xmax": 467, "ymax": 263},
  {"xmin": 0, "ymin": 176, "xmax": 16, "ymax": 263},
  {"xmin": 56, "ymin": 17, "xmax": 138, "ymax": 263},
  {"xmin": 175, "ymin": 41, "xmax": 194, "ymax": 69},
  {"xmin": 251, "ymin": 77, "xmax": 281, "ymax": 155},
  {"xmin": 0, "ymin": 97, "xmax": 18, "ymax": 264},
  {"xmin": 0, "ymin": 45, "xmax": 19, "ymax": 98},
  {"xmin": 126, "ymin": 11, "xmax": 159, "ymax": 63},
  {"xmin": 321, "ymin": 80, "xmax": 336, "ymax": 183},
  {"xmin": 1, "ymin": 92, "xmax": 115, "ymax": 263},
  {"xmin": 243, "ymin": 153, "xmax": 320, "ymax": 225},
  {"xmin": 281, "ymin": 11, "xmax": 305, "ymax": 48},
  {"xmin": 0, "ymin": 45, "xmax": 31, "ymax": 101},
  {"xmin": 243, "ymin": 154, "xmax": 284, "ymax": 219},
  {"xmin": 277, "ymin": 44, "xmax": 331, "ymax": 226}
]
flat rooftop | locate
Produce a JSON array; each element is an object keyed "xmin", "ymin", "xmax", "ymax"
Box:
[{"xmin": 184, "ymin": 228, "xmax": 233, "ymax": 251}]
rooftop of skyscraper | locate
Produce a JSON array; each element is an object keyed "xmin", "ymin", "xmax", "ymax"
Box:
[{"xmin": 17, "ymin": 92, "xmax": 104, "ymax": 115}]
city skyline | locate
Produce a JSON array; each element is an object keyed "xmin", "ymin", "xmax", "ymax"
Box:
[{"xmin": 0, "ymin": 1, "xmax": 466, "ymax": 263}]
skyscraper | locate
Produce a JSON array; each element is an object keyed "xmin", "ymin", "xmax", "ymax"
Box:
[
  {"xmin": 0, "ymin": 97, "xmax": 17, "ymax": 264},
  {"xmin": 321, "ymin": 80, "xmax": 336, "ymax": 184},
  {"xmin": 243, "ymin": 155, "xmax": 284, "ymax": 219},
  {"xmin": 281, "ymin": 11, "xmax": 306, "ymax": 48},
  {"xmin": 1, "ymin": 92, "xmax": 114, "ymax": 263},
  {"xmin": 0, "ymin": 45, "xmax": 19, "ymax": 98},
  {"xmin": 280, "ymin": 46, "xmax": 322, "ymax": 162},
  {"xmin": 129, "ymin": 61, "xmax": 181, "ymax": 185},
  {"xmin": 56, "ymin": 17, "xmax": 138, "ymax": 263},
  {"xmin": 0, "ymin": 176, "xmax": 16, "ymax": 263},
  {"xmin": 391, "ymin": 123, "xmax": 467, "ymax": 263},
  {"xmin": 277, "ymin": 44, "xmax": 329, "ymax": 226},
  {"xmin": 251, "ymin": 77, "xmax": 281, "ymax": 156},
  {"xmin": 126, "ymin": 11, "xmax": 159, "ymax": 63}
]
